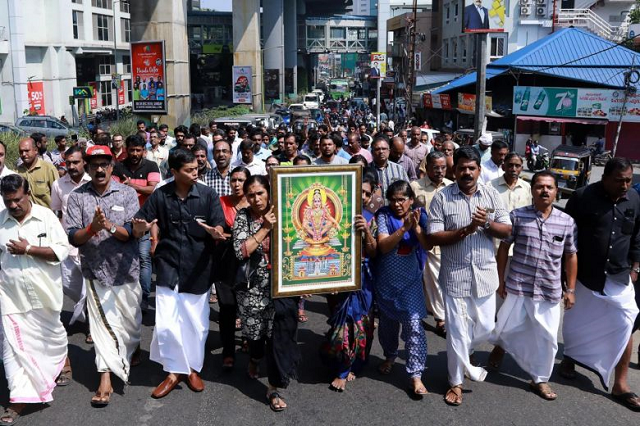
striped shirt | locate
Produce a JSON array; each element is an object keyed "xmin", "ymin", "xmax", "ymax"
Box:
[
  {"xmin": 503, "ymin": 205, "xmax": 577, "ymax": 303},
  {"xmin": 428, "ymin": 182, "xmax": 511, "ymax": 298},
  {"xmin": 367, "ymin": 161, "xmax": 409, "ymax": 199}
]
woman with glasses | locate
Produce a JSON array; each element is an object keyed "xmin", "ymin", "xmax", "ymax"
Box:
[
  {"xmin": 233, "ymin": 175, "xmax": 300, "ymax": 412},
  {"xmin": 374, "ymin": 180, "xmax": 431, "ymax": 396},
  {"xmin": 214, "ymin": 166, "xmax": 251, "ymax": 371},
  {"xmin": 321, "ymin": 171, "xmax": 378, "ymax": 392}
]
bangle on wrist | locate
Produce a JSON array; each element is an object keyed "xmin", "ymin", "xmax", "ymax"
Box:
[
  {"xmin": 25, "ymin": 244, "xmax": 32, "ymax": 255},
  {"xmin": 566, "ymin": 288, "xmax": 575, "ymax": 294}
]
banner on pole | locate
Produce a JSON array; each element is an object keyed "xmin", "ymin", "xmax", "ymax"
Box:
[
  {"xmin": 131, "ymin": 40, "xmax": 167, "ymax": 113},
  {"xmin": 232, "ymin": 66, "xmax": 253, "ymax": 104}
]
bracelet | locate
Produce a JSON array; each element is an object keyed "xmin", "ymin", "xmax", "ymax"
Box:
[
  {"xmin": 25, "ymin": 244, "xmax": 32, "ymax": 255},
  {"xmin": 565, "ymin": 288, "xmax": 575, "ymax": 294},
  {"xmin": 251, "ymin": 235, "xmax": 262, "ymax": 245},
  {"xmin": 86, "ymin": 223, "xmax": 97, "ymax": 236}
]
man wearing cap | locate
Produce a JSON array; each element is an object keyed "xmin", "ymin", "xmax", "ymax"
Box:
[
  {"xmin": 65, "ymin": 145, "xmax": 142, "ymax": 407},
  {"xmin": 473, "ymin": 134, "xmax": 493, "ymax": 163}
]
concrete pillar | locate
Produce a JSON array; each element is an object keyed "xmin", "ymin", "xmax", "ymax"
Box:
[
  {"xmin": 377, "ymin": 0, "xmax": 391, "ymax": 52},
  {"xmin": 284, "ymin": 0, "xmax": 297, "ymax": 95},
  {"xmin": 7, "ymin": 0, "xmax": 29, "ymax": 121},
  {"xmin": 263, "ymin": 0, "xmax": 285, "ymax": 102},
  {"xmin": 130, "ymin": 0, "xmax": 190, "ymax": 127},
  {"xmin": 233, "ymin": 0, "xmax": 263, "ymax": 112}
]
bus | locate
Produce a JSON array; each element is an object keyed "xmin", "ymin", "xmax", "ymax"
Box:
[{"xmin": 328, "ymin": 79, "xmax": 350, "ymax": 100}]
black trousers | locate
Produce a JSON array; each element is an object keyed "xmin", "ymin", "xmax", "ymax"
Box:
[{"xmin": 215, "ymin": 281, "xmax": 238, "ymax": 359}]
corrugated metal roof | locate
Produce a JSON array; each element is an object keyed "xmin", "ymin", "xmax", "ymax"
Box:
[{"xmin": 434, "ymin": 28, "xmax": 640, "ymax": 94}]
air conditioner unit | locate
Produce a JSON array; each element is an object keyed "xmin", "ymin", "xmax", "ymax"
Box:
[
  {"xmin": 520, "ymin": 0, "xmax": 530, "ymax": 5},
  {"xmin": 536, "ymin": 6, "xmax": 546, "ymax": 15},
  {"xmin": 536, "ymin": 0, "xmax": 546, "ymax": 4},
  {"xmin": 520, "ymin": 6, "xmax": 530, "ymax": 14}
]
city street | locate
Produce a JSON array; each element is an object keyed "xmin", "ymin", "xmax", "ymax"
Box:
[{"xmin": 2, "ymin": 290, "xmax": 639, "ymax": 425}]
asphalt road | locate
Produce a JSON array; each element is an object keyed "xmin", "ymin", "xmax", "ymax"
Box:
[{"xmin": 1, "ymin": 290, "xmax": 639, "ymax": 426}]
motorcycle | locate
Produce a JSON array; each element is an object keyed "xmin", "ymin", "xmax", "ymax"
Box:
[
  {"xmin": 589, "ymin": 145, "xmax": 612, "ymax": 166},
  {"xmin": 526, "ymin": 150, "xmax": 549, "ymax": 172}
]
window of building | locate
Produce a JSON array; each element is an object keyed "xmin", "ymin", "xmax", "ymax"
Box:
[
  {"xmin": 444, "ymin": 39, "xmax": 449, "ymax": 61},
  {"xmin": 100, "ymin": 81, "xmax": 112, "ymax": 107},
  {"xmin": 93, "ymin": 14, "xmax": 111, "ymax": 41},
  {"xmin": 453, "ymin": 39, "xmax": 458, "ymax": 63},
  {"xmin": 446, "ymin": 5, "xmax": 450, "ymax": 22},
  {"xmin": 330, "ymin": 27, "xmax": 345, "ymax": 39},
  {"xmin": 72, "ymin": 0, "xmax": 82, "ymax": 4},
  {"xmin": 125, "ymin": 79, "xmax": 132, "ymax": 103},
  {"xmin": 98, "ymin": 55, "xmax": 113, "ymax": 75},
  {"xmin": 123, "ymin": 55, "xmax": 131, "ymax": 74},
  {"xmin": 92, "ymin": 0, "xmax": 112, "ymax": 9},
  {"xmin": 461, "ymin": 36, "xmax": 467, "ymax": 62},
  {"xmin": 454, "ymin": 1, "xmax": 459, "ymax": 17},
  {"xmin": 307, "ymin": 25, "xmax": 324, "ymax": 39},
  {"xmin": 490, "ymin": 35, "xmax": 506, "ymax": 59},
  {"xmin": 72, "ymin": 10, "xmax": 84, "ymax": 40},
  {"xmin": 121, "ymin": 18, "xmax": 130, "ymax": 42},
  {"xmin": 120, "ymin": 0, "xmax": 130, "ymax": 13}
]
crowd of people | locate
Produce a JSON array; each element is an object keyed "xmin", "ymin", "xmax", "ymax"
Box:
[{"xmin": 0, "ymin": 116, "xmax": 639, "ymax": 424}]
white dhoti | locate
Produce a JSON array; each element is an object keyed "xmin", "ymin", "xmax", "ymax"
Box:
[
  {"xmin": 2, "ymin": 309, "xmax": 68, "ymax": 403},
  {"xmin": 562, "ymin": 278, "xmax": 639, "ymax": 390},
  {"xmin": 445, "ymin": 292, "xmax": 496, "ymax": 386},
  {"xmin": 150, "ymin": 285, "xmax": 210, "ymax": 375},
  {"xmin": 490, "ymin": 293, "xmax": 561, "ymax": 383},
  {"xmin": 61, "ymin": 254, "xmax": 87, "ymax": 324},
  {"xmin": 86, "ymin": 279, "xmax": 142, "ymax": 383},
  {"xmin": 423, "ymin": 253, "xmax": 445, "ymax": 321}
]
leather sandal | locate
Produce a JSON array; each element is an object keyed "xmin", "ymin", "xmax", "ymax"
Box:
[
  {"xmin": 444, "ymin": 386, "xmax": 463, "ymax": 406},
  {"xmin": 91, "ymin": 388, "xmax": 113, "ymax": 407}
]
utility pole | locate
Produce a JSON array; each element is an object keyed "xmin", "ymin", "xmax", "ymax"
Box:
[
  {"xmin": 405, "ymin": 0, "xmax": 418, "ymax": 125},
  {"xmin": 474, "ymin": 33, "xmax": 488, "ymax": 142}
]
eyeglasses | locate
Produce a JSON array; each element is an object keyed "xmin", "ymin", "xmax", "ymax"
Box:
[
  {"xmin": 362, "ymin": 190, "xmax": 373, "ymax": 197},
  {"xmin": 89, "ymin": 162, "xmax": 111, "ymax": 170},
  {"xmin": 389, "ymin": 197, "xmax": 410, "ymax": 204}
]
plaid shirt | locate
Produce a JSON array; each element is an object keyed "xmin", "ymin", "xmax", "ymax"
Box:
[{"xmin": 203, "ymin": 167, "xmax": 231, "ymax": 196}]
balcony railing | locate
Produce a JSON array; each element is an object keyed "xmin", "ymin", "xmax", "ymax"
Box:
[{"xmin": 555, "ymin": 9, "xmax": 624, "ymax": 42}]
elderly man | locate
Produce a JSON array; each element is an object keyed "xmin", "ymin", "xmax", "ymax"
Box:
[
  {"xmin": 17, "ymin": 138, "xmax": 58, "ymax": 208},
  {"xmin": 405, "ymin": 127, "xmax": 429, "ymax": 167},
  {"xmin": 489, "ymin": 171, "xmax": 577, "ymax": 401},
  {"xmin": 489, "ymin": 153, "xmax": 531, "ymax": 214},
  {"xmin": 347, "ymin": 133, "xmax": 373, "ymax": 163},
  {"xmin": 560, "ymin": 158, "xmax": 640, "ymax": 411},
  {"xmin": 480, "ymin": 140, "xmax": 509, "ymax": 184},
  {"xmin": 368, "ymin": 136, "xmax": 410, "ymax": 199},
  {"xmin": 411, "ymin": 151, "xmax": 453, "ymax": 337},
  {"xmin": 473, "ymin": 134, "xmax": 493, "ymax": 163},
  {"xmin": 389, "ymin": 137, "xmax": 418, "ymax": 181},
  {"xmin": 0, "ymin": 174, "xmax": 69, "ymax": 424},
  {"xmin": 50, "ymin": 146, "xmax": 92, "ymax": 327},
  {"xmin": 66, "ymin": 145, "xmax": 142, "ymax": 407},
  {"xmin": 427, "ymin": 146, "xmax": 511, "ymax": 406}
]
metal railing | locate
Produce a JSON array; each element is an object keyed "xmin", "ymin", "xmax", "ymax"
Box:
[{"xmin": 556, "ymin": 9, "xmax": 624, "ymax": 42}]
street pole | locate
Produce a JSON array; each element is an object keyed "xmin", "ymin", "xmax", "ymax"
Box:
[
  {"xmin": 474, "ymin": 33, "xmax": 487, "ymax": 142},
  {"xmin": 113, "ymin": 1, "xmax": 120, "ymax": 121},
  {"xmin": 376, "ymin": 77, "xmax": 381, "ymax": 130},
  {"xmin": 406, "ymin": 0, "xmax": 418, "ymax": 125}
]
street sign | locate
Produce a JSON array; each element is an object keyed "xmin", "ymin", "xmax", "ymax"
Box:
[{"xmin": 73, "ymin": 86, "xmax": 92, "ymax": 99}]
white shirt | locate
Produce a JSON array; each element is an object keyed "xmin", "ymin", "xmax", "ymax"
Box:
[
  {"xmin": 0, "ymin": 166, "xmax": 17, "ymax": 215},
  {"xmin": 163, "ymin": 135, "xmax": 176, "ymax": 150},
  {"xmin": 146, "ymin": 145, "xmax": 170, "ymax": 168},
  {"xmin": 480, "ymin": 158, "xmax": 504, "ymax": 184},
  {"xmin": 232, "ymin": 158, "xmax": 267, "ymax": 176},
  {"xmin": 476, "ymin": 5, "xmax": 485, "ymax": 22},
  {"xmin": 50, "ymin": 173, "xmax": 92, "ymax": 229},
  {"xmin": 0, "ymin": 204, "xmax": 70, "ymax": 315}
]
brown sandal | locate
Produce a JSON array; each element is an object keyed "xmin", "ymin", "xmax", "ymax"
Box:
[
  {"xmin": 56, "ymin": 361, "xmax": 73, "ymax": 386},
  {"xmin": 90, "ymin": 387, "xmax": 113, "ymax": 407},
  {"xmin": 529, "ymin": 381, "xmax": 557, "ymax": 401},
  {"xmin": 444, "ymin": 385, "xmax": 463, "ymax": 406},
  {"xmin": 0, "ymin": 404, "xmax": 26, "ymax": 426}
]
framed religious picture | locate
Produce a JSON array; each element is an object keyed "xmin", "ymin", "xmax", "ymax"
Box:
[{"xmin": 270, "ymin": 165, "xmax": 363, "ymax": 298}]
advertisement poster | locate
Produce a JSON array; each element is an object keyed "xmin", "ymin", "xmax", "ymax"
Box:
[
  {"xmin": 370, "ymin": 52, "xmax": 386, "ymax": 79},
  {"xmin": 89, "ymin": 82, "xmax": 98, "ymax": 109},
  {"xmin": 457, "ymin": 92, "xmax": 492, "ymax": 112},
  {"xmin": 576, "ymin": 89, "xmax": 610, "ymax": 118},
  {"xmin": 232, "ymin": 66, "xmax": 253, "ymax": 104},
  {"xmin": 118, "ymin": 81, "xmax": 125, "ymax": 106},
  {"xmin": 512, "ymin": 86, "xmax": 578, "ymax": 117},
  {"xmin": 462, "ymin": 0, "xmax": 505, "ymax": 33},
  {"xmin": 270, "ymin": 166, "xmax": 362, "ymax": 298},
  {"xmin": 130, "ymin": 40, "xmax": 167, "ymax": 113},
  {"xmin": 609, "ymin": 91, "xmax": 640, "ymax": 123},
  {"xmin": 264, "ymin": 69, "xmax": 280, "ymax": 101},
  {"xmin": 424, "ymin": 93, "xmax": 452, "ymax": 110},
  {"xmin": 28, "ymin": 81, "xmax": 45, "ymax": 115}
]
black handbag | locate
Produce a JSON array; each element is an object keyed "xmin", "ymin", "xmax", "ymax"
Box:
[{"xmin": 234, "ymin": 252, "xmax": 260, "ymax": 292}]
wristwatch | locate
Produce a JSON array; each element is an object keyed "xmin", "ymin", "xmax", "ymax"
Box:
[
  {"xmin": 109, "ymin": 224, "xmax": 117, "ymax": 235},
  {"xmin": 483, "ymin": 219, "xmax": 491, "ymax": 230},
  {"xmin": 632, "ymin": 267, "xmax": 640, "ymax": 274}
]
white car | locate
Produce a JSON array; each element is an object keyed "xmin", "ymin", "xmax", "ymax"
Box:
[
  {"xmin": 311, "ymin": 89, "xmax": 325, "ymax": 103},
  {"xmin": 289, "ymin": 103, "xmax": 307, "ymax": 112},
  {"xmin": 302, "ymin": 94, "xmax": 320, "ymax": 109}
]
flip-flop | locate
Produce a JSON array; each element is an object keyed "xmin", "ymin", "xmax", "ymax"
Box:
[
  {"xmin": 267, "ymin": 391, "xmax": 286, "ymax": 412},
  {"xmin": 611, "ymin": 392, "xmax": 640, "ymax": 411},
  {"xmin": 444, "ymin": 386, "xmax": 462, "ymax": 406},
  {"xmin": 529, "ymin": 381, "xmax": 557, "ymax": 401},
  {"xmin": 56, "ymin": 366, "xmax": 73, "ymax": 386},
  {"xmin": 0, "ymin": 407, "xmax": 22, "ymax": 426},
  {"xmin": 90, "ymin": 388, "xmax": 113, "ymax": 407}
]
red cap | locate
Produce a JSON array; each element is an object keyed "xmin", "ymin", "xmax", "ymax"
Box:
[{"xmin": 85, "ymin": 145, "xmax": 113, "ymax": 159}]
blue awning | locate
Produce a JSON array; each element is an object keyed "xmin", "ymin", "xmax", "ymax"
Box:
[{"xmin": 432, "ymin": 68, "xmax": 506, "ymax": 94}]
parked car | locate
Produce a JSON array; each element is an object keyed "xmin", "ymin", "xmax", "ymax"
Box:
[
  {"xmin": 289, "ymin": 103, "xmax": 307, "ymax": 113},
  {"xmin": 0, "ymin": 123, "xmax": 28, "ymax": 137},
  {"xmin": 15, "ymin": 115, "xmax": 77, "ymax": 137},
  {"xmin": 303, "ymin": 94, "xmax": 320, "ymax": 109}
]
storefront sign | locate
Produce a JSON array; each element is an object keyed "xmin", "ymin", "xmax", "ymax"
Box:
[
  {"xmin": 457, "ymin": 92, "xmax": 492, "ymax": 112},
  {"xmin": 131, "ymin": 40, "xmax": 167, "ymax": 113},
  {"xmin": 232, "ymin": 66, "xmax": 253, "ymax": 104},
  {"xmin": 423, "ymin": 93, "xmax": 452, "ymax": 110},
  {"xmin": 73, "ymin": 86, "xmax": 93, "ymax": 99},
  {"xmin": 28, "ymin": 81, "xmax": 45, "ymax": 115},
  {"xmin": 514, "ymin": 86, "xmax": 640, "ymax": 122}
]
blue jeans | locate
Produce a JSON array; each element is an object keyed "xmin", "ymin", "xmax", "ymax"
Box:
[{"xmin": 138, "ymin": 233, "xmax": 152, "ymax": 303}]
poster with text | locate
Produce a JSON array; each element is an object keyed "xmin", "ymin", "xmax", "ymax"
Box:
[
  {"xmin": 512, "ymin": 86, "xmax": 578, "ymax": 117},
  {"xmin": 232, "ymin": 66, "xmax": 253, "ymax": 104},
  {"xmin": 118, "ymin": 81, "xmax": 126, "ymax": 106},
  {"xmin": 131, "ymin": 40, "xmax": 167, "ymax": 113},
  {"xmin": 89, "ymin": 82, "xmax": 98, "ymax": 109},
  {"xmin": 462, "ymin": 0, "xmax": 505, "ymax": 33},
  {"xmin": 28, "ymin": 81, "xmax": 45, "ymax": 115},
  {"xmin": 369, "ymin": 52, "xmax": 386, "ymax": 79}
]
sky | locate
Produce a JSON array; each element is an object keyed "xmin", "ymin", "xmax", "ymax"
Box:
[{"xmin": 201, "ymin": 0, "xmax": 232, "ymax": 11}]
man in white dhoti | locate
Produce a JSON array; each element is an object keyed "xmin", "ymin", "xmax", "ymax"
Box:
[
  {"xmin": 488, "ymin": 171, "xmax": 577, "ymax": 400},
  {"xmin": 0, "ymin": 174, "xmax": 69, "ymax": 424},
  {"xmin": 50, "ymin": 146, "xmax": 92, "ymax": 330},
  {"xmin": 0, "ymin": 141, "xmax": 17, "ymax": 354},
  {"xmin": 410, "ymin": 150, "xmax": 452, "ymax": 337},
  {"xmin": 560, "ymin": 157, "xmax": 640, "ymax": 411},
  {"xmin": 66, "ymin": 145, "xmax": 142, "ymax": 407},
  {"xmin": 133, "ymin": 149, "xmax": 225, "ymax": 398},
  {"xmin": 427, "ymin": 146, "xmax": 511, "ymax": 406}
]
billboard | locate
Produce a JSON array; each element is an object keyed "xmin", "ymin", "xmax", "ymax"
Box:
[
  {"xmin": 28, "ymin": 81, "xmax": 45, "ymax": 115},
  {"xmin": 462, "ymin": 0, "xmax": 505, "ymax": 33},
  {"xmin": 458, "ymin": 92, "xmax": 492, "ymax": 112},
  {"xmin": 369, "ymin": 52, "xmax": 386, "ymax": 79},
  {"xmin": 131, "ymin": 40, "xmax": 167, "ymax": 113},
  {"xmin": 232, "ymin": 66, "xmax": 253, "ymax": 104},
  {"xmin": 423, "ymin": 93, "xmax": 452, "ymax": 110}
]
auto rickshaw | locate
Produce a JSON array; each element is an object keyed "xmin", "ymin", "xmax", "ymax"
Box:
[{"xmin": 549, "ymin": 145, "xmax": 592, "ymax": 195}]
